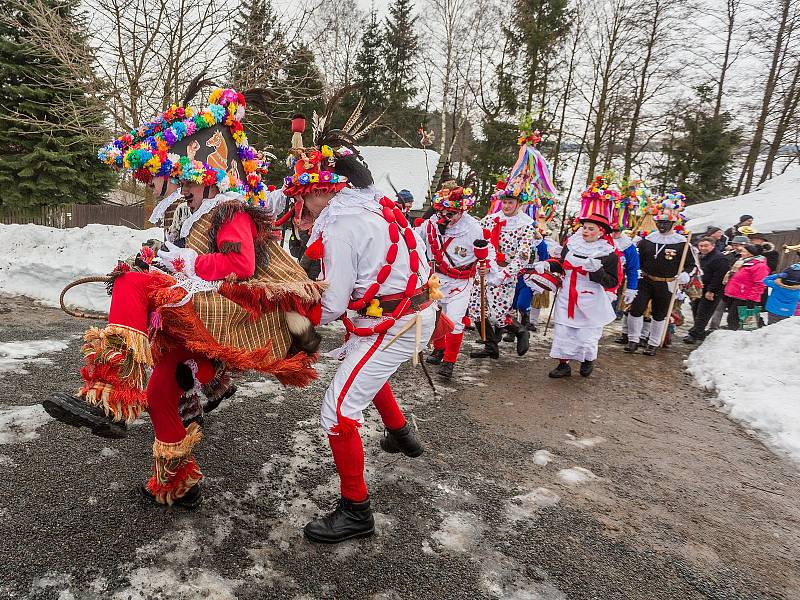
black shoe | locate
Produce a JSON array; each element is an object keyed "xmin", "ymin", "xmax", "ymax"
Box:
[
  {"xmin": 682, "ymin": 335, "xmax": 698, "ymax": 345},
  {"xmin": 548, "ymin": 362, "xmax": 571, "ymax": 378},
  {"xmin": 304, "ymin": 497, "xmax": 375, "ymax": 543},
  {"xmin": 624, "ymin": 341, "xmax": 639, "ymax": 353},
  {"xmin": 380, "ymin": 422, "xmax": 424, "ymax": 457},
  {"xmin": 580, "ymin": 360, "xmax": 594, "ymax": 377},
  {"xmin": 42, "ymin": 392, "xmax": 127, "ymax": 439},
  {"xmin": 526, "ymin": 322, "xmax": 538, "ymax": 332},
  {"xmin": 203, "ymin": 383, "xmax": 236, "ymax": 414},
  {"xmin": 426, "ymin": 349, "xmax": 444, "ymax": 365},
  {"xmin": 437, "ymin": 361, "xmax": 454, "ymax": 379},
  {"xmin": 139, "ymin": 482, "xmax": 203, "ymax": 509},
  {"xmin": 470, "ymin": 343, "xmax": 499, "ymax": 359},
  {"xmin": 516, "ymin": 327, "xmax": 530, "ymax": 356},
  {"xmin": 614, "ymin": 334, "xmax": 629, "ymax": 344},
  {"xmin": 502, "ymin": 329, "xmax": 516, "ymax": 343},
  {"xmin": 643, "ymin": 344, "xmax": 658, "ymax": 356}
]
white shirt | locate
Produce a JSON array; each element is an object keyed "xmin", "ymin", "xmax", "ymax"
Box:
[{"xmin": 316, "ymin": 186, "xmax": 430, "ymax": 326}]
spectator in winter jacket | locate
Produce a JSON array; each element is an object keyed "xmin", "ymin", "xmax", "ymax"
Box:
[
  {"xmin": 705, "ymin": 226, "xmax": 728, "ymax": 253},
  {"xmin": 721, "ymin": 244, "xmax": 771, "ymax": 330},
  {"xmin": 684, "ymin": 237, "xmax": 731, "ymax": 343},
  {"xmin": 724, "ymin": 214, "xmax": 754, "ymax": 242},
  {"xmin": 748, "ymin": 233, "xmax": 779, "ymax": 272},
  {"xmin": 763, "ymin": 264, "xmax": 800, "ymax": 324}
]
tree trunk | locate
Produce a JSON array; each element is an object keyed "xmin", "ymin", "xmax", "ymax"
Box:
[
  {"xmin": 714, "ymin": 0, "xmax": 737, "ymax": 120},
  {"xmin": 759, "ymin": 61, "xmax": 800, "ymax": 184},
  {"xmin": 737, "ymin": 0, "xmax": 790, "ymax": 195}
]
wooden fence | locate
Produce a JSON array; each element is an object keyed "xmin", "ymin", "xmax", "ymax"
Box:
[{"xmin": 0, "ymin": 204, "xmax": 145, "ymax": 229}]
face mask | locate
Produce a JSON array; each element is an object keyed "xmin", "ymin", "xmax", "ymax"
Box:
[
  {"xmin": 437, "ymin": 212, "xmax": 452, "ymax": 234},
  {"xmin": 656, "ymin": 221, "xmax": 673, "ymax": 234}
]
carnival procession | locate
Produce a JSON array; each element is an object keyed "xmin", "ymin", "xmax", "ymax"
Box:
[{"xmin": 1, "ymin": 0, "xmax": 800, "ymax": 597}]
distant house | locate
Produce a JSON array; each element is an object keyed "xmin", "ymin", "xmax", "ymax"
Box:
[{"xmin": 684, "ymin": 166, "xmax": 800, "ymax": 270}]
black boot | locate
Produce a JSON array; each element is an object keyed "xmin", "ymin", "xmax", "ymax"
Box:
[
  {"xmin": 516, "ymin": 324, "xmax": 531, "ymax": 356},
  {"xmin": 580, "ymin": 360, "xmax": 594, "ymax": 377},
  {"xmin": 643, "ymin": 344, "xmax": 659, "ymax": 356},
  {"xmin": 624, "ymin": 341, "xmax": 639, "ymax": 353},
  {"xmin": 203, "ymin": 383, "xmax": 237, "ymax": 414},
  {"xmin": 548, "ymin": 361, "xmax": 571, "ymax": 378},
  {"xmin": 380, "ymin": 422, "xmax": 424, "ymax": 457},
  {"xmin": 502, "ymin": 325, "xmax": 515, "ymax": 343},
  {"xmin": 42, "ymin": 392, "xmax": 127, "ymax": 439},
  {"xmin": 614, "ymin": 333, "xmax": 629, "ymax": 344},
  {"xmin": 426, "ymin": 348, "xmax": 444, "ymax": 365},
  {"xmin": 139, "ymin": 482, "xmax": 203, "ymax": 509},
  {"xmin": 470, "ymin": 323, "xmax": 500, "ymax": 359},
  {"xmin": 437, "ymin": 361, "xmax": 455, "ymax": 379},
  {"xmin": 682, "ymin": 335, "xmax": 698, "ymax": 345},
  {"xmin": 304, "ymin": 497, "xmax": 375, "ymax": 543}
]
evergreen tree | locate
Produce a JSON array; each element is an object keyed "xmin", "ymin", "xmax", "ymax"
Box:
[
  {"xmin": 229, "ymin": 0, "xmax": 287, "ymax": 90},
  {"xmin": 657, "ymin": 86, "xmax": 740, "ymax": 203},
  {"xmin": 469, "ymin": 117, "xmax": 519, "ymax": 213},
  {"xmin": 383, "ymin": 0, "xmax": 419, "ymax": 107},
  {"xmin": 352, "ymin": 9, "xmax": 388, "ymax": 111},
  {"xmin": 500, "ymin": 0, "xmax": 571, "ymax": 115},
  {"xmin": 0, "ymin": 0, "xmax": 115, "ymax": 207}
]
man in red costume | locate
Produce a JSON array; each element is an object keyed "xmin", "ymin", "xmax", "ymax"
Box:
[
  {"xmin": 43, "ymin": 88, "xmax": 323, "ymax": 507},
  {"xmin": 281, "ymin": 108, "xmax": 437, "ymax": 543}
]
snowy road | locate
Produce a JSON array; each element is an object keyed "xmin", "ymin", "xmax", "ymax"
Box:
[{"xmin": 0, "ymin": 296, "xmax": 798, "ymax": 599}]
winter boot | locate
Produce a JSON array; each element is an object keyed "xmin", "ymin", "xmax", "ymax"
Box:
[
  {"xmin": 548, "ymin": 361, "xmax": 572, "ymax": 378},
  {"xmin": 42, "ymin": 392, "xmax": 128, "ymax": 439},
  {"xmin": 304, "ymin": 497, "xmax": 375, "ymax": 543},
  {"xmin": 579, "ymin": 360, "xmax": 594, "ymax": 377},
  {"xmin": 516, "ymin": 324, "xmax": 531, "ymax": 356},
  {"xmin": 470, "ymin": 324, "xmax": 500, "ymax": 359},
  {"xmin": 380, "ymin": 422, "xmax": 424, "ymax": 458},
  {"xmin": 437, "ymin": 361, "xmax": 455, "ymax": 379},
  {"xmin": 139, "ymin": 481, "xmax": 203, "ymax": 509},
  {"xmin": 502, "ymin": 324, "xmax": 516, "ymax": 343},
  {"xmin": 682, "ymin": 335, "xmax": 698, "ymax": 345},
  {"xmin": 203, "ymin": 383, "xmax": 237, "ymax": 415},
  {"xmin": 614, "ymin": 333, "xmax": 629, "ymax": 345},
  {"xmin": 642, "ymin": 344, "xmax": 659, "ymax": 356},
  {"xmin": 426, "ymin": 348, "xmax": 445, "ymax": 365},
  {"xmin": 624, "ymin": 341, "xmax": 639, "ymax": 353}
]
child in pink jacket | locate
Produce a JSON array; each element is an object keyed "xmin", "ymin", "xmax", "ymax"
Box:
[{"xmin": 722, "ymin": 244, "xmax": 771, "ymax": 329}]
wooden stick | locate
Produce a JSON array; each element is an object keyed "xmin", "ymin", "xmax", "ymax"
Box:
[
  {"xmin": 479, "ymin": 268, "xmax": 487, "ymax": 341},
  {"xmin": 660, "ymin": 231, "xmax": 693, "ymax": 347},
  {"xmin": 544, "ymin": 288, "xmax": 559, "ymax": 335}
]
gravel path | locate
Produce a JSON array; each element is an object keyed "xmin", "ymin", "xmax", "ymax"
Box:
[{"xmin": 0, "ymin": 296, "xmax": 797, "ymax": 599}]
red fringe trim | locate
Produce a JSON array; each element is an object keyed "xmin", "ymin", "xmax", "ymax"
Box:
[
  {"xmin": 79, "ymin": 356, "xmax": 148, "ymax": 422},
  {"xmin": 331, "ymin": 415, "xmax": 362, "ymax": 438},
  {"xmin": 146, "ymin": 456, "xmax": 202, "ymax": 506},
  {"xmin": 217, "ymin": 282, "xmax": 318, "ymax": 323}
]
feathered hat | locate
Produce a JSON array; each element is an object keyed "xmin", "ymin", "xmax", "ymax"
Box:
[
  {"xmin": 654, "ymin": 190, "xmax": 686, "ymax": 223},
  {"xmin": 282, "ymin": 88, "xmax": 381, "ymax": 198},
  {"xmin": 432, "ymin": 180, "xmax": 475, "ymax": 212},
  {"xmin": 98, "ymin": 74, "xmax": 271, "ymax": 206},
  {"xmin": 579, "ymin": 172, "xmax": 620, "ymax": 233},
  {"xmin": 488, "ymin": 117, "xmax": 558, "ymax": 220}
]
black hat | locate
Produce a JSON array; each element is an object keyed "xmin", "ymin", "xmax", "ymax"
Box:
[
  {"xmin": 739, "ymin": 214, "xmax": 753, "ymax": 223},
  {"xmin": 743, "ymin": 243, "xmax": 762, "ymax": 256}
]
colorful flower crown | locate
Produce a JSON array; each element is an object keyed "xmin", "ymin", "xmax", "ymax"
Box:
[
  {"xmin": 432, "ymin": 185, "xmax": 475, "ymax": 212},
  {"xmin": 282, "ymin": 145, "xmax": 349, "ymax": 198},
  {"xmin": 97, "ymin": 88, "xmax": 267, "ymax": 206}
]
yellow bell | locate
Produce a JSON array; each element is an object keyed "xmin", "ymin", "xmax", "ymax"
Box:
[{"xmin": 365, "ymin": 299, "xmax": 383, "ymax": 317}]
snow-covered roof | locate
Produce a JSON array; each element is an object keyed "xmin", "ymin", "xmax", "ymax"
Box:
[
  {"xmin": 359, "ymin": 146, "xmax": 440, "ymax": 210},
  {"xmin": 684, "ymin": 165, "xmax": 800, "ymax": 234}
]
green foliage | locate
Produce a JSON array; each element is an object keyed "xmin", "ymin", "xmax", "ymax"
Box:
[
  {"xmin": 384, "ymin": 0, "xmax": 419, "ymax": 108},
  {"xmin": 352, "ymin": 9, "xmax": 387, "ymax": 111},
  {"xmin": 656, "ymin": 87, "xmax": 741, "ymax": 203},
  {"xmin": 0, "ymin": 0, "xmax": 115, "ymax": 207},
  {"xmin": 469, "ymin": 118, "xmax": 520, "ymax": 214}
]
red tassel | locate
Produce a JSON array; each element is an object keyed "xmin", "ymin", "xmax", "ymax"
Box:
[{"xmin": 305, "ymin": 237, "xmax": 325, "ymax": 260}]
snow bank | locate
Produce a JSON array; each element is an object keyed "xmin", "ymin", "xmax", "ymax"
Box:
[
  {"xmin": 360, "ymin": 146, "xmax": 440, "ymax": 210},
  {"xmin": 0, "ymin": 223, "xmax": 155, "ymax": 312},
  {"xmin": 684, "ymin": 165, "xmax": 800, "ymax": 234},
  {"xmin": 0, "ymin": 339, "xmax": 70, "ymax": 375},
  {"xmin": 686, "ymin": 318, "xmax": 800, "ymax": 461}
]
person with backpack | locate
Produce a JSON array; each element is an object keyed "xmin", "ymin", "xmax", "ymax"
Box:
[{"xmin": 763, "ymin": 264, "xmax": 800, "ymax": 324}]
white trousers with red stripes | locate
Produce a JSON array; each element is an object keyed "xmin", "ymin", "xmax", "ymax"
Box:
[
  {"xmin": 320, "ymin": 305, "xmax": 437, "ymax": 435},
  {"xmin": 438, "ymin": 275, "xmax": 474, "ymax": 335}
]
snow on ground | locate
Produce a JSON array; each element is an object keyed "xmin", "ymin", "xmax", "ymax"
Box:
[
  {"xmin": 556, "ymin": 467, "xmax": 599, "ymax": 486},
  {"xmin": 0, "ymin": 223, "xmax": 154, "ymax": 313},
  {"xmin": 684, "ymin": 165, "xmax": 800, "ymax": 234},
  {"xmin": 360, "ymin": 146, "xmax": 439, "ymax": 210},
  {"xmin": 686, "ymin": 318, "xmax": 800, "ymax": 462},
  {"xmin": 0, "ymin": 339, "xmax": 69, "ymax": 375},
  {"xmin": 0, "ymin": 405, "xmax": 51, "ymax": 445}
]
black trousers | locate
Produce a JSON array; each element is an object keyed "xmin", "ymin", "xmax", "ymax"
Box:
[
  {"xmin": 687, "ymin": 295, "xmax": 721, "ymax": 339},
  {"xmin": 723, "ymin": 296, "xmax": 746, "ymax": 330},
  {"xmin": 629, "ymin": 277, "xmax": 672, "ymax": 321}
]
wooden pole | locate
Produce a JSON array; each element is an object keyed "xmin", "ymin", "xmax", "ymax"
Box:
[
  {"xmin": 660, "ymin": 231, "xmax": 694, "ymax": 347},
  {"xmin": 479, "ymin": 268, "xmax": 487, "ymax": 341}
]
